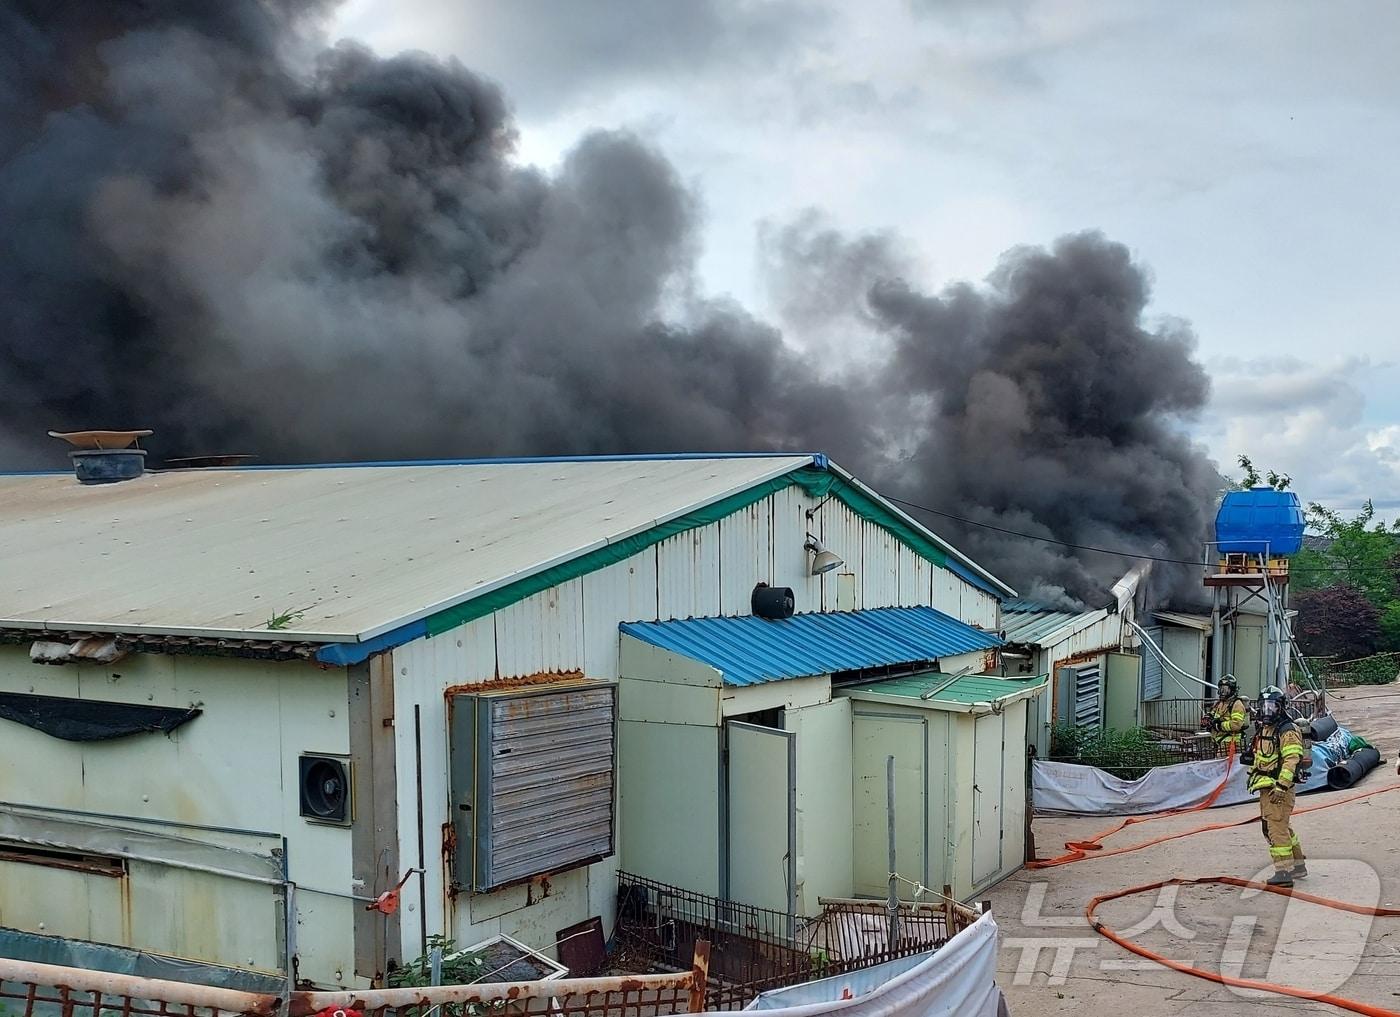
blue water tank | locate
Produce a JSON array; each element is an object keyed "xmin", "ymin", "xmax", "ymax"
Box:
[{"xmin": 1214, "ymin": 488, "xmax": 1305, "ymax": 555}]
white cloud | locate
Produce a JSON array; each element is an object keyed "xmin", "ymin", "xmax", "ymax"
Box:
[
  {"xmin": 332, "ymin": 0, "xmax": 1400, "ymax": 513},
  {"xmin": 1198, "ymin": 357, "xmax": 1400, "ymax": 515}
]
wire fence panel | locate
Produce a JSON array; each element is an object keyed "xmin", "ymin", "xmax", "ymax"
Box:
[
  {"xmin": 615, "ymin": 873, "xmax": 973, "ymax": 1010},
  {"xmin": 0, "ymin": 959, "xmax": 698, "ymax": 1017}
]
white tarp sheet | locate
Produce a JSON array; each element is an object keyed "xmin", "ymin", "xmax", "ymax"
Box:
[
  {"xmin": 733, "ymin": 912, "xmax": 1003, "ymax": 1017},
  {"xmin": 1033, "ymin": 748, "xmax": 1330, "ymax": 816}
]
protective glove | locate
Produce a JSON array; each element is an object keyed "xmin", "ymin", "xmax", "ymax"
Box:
[{"xmin": 1270, "ymin": 785, "xmax": 1290, "ymax": 804}]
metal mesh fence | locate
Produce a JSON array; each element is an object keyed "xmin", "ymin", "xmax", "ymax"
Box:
[{"xmin": 615, "ymin": 872, "xmax": 974, "ymax": 1010}]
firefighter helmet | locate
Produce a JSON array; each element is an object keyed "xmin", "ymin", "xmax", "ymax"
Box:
[{"xmin": 1259, "ymin": 685, "xmax": 1288, "ymax": 723}]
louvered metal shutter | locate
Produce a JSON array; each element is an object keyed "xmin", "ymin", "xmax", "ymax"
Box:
[
  {"xmin": 450, "ymin": 682, "xmax": 616, "ymax": 892},
  {"xmin": 1074, "ymin": 663, "xmax": 1102, "ymax": 729},
  {"xmin": 1141, "ymin": 627, "xmax": 1164, "ymax": 701}
]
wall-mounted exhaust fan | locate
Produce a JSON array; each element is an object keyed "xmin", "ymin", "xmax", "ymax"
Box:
[
  {"xmin": 299, "ymin": 754, "xmax": 352, "ymax": 825},
  {"xmin": 752, "ymin": 582, "xmax": 795, "ymax": 619}
]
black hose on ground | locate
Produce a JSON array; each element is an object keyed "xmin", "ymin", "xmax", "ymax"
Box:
[{"xmin": 1327, "ymin": 746, "xmax": 1382, "ymax": 790}]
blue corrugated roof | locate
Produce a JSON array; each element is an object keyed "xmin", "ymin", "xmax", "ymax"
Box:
[{"xmin": 619, "ymin": 606, "xmax": 1001, "ymax": 687}]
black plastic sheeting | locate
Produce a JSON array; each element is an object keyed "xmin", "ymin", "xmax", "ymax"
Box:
[
  {"xmin": 1327, "ymin": 746, "xmax": 1382, "ymax": 790},
  {"xmin": 0, "ymin": 692, "xmax": 201, "ymax": 741}
]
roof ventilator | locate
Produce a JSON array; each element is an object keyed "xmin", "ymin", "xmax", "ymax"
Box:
[{"xmin": 48, "ymin": 429, "xmax": 153, "ymax": 484}]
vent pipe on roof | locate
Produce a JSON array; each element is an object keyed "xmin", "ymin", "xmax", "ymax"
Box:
[{"xmin": 48, "ymin": 429, "xmax": 152, "ymax": 484}]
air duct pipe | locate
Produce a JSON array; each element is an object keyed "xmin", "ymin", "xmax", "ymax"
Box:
[{"xmin": 1327, "ymin": 747, "xmax": 1382, "ymax": 790}]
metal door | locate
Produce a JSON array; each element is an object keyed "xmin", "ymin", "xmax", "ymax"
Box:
[
  {"xmin": 1104, "ymin": 652, "xmax": 1143, "ymax": 731},
  {"xmin": 725, "ymin": 721, "xmax": 796, "ymax": 917},
  {"xmin": 972, "ymin": 712, "xmax": 1005, "ymax": 887},
  {"xmin": 851, "ymin": 713, "xmax": 928, "ymax": 898}
]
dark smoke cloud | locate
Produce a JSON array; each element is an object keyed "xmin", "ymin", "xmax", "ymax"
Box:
[
  {"xmin": 1, "ymin": 0, "xmax": 1221, "ymax": 606},
  {"xmin": 870, "ymin": 233, "xmax": 1219, "ymax": 605}
]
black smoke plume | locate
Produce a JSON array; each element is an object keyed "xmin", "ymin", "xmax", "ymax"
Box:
[{"xmin": 0, "ymin": 0, "xmax": 1220, "ymax": 606}]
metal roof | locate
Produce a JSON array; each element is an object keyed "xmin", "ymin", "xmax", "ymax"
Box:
[
  {"xmin": 1000, "ymin": 602, "xmax": 1111, "ymax": 649},
  {"xmin": 836, "ymin": 671, "xmax": 1046, "ymax": 710},
  {"xmin": 821, "ymin": 465, "xmax": 1016, "ymax": 599},
  {"xmin": 0, "ymin": 456, "xmax": 813, "ymax": 642},
  {"xmin": 618, "ymin": 606, "xmax": 1001, "ymax": 687},
  {"xmin": 1153, "ymin": 611, "xmax": 1212, "ymax": 632}
]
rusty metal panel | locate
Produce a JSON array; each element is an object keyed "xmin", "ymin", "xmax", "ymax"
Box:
[
  {"xmin": 389, "ymin": 617, "xmax": 494, "ymax": 960},
  {"xmin": 717, "ymin": 503, "xmax": 774, "ymax": 616},
  {"xmin": 973, "ymin": 588, "xmax": 1000, "ymax": 630},
  {"xmin": 821, "ymin": 501, "xmax": 864, "ymax": 612},
  {"xmin": 767, "ymin": 487, "xmax": 824, "ymax": 613},
  {"xmin": 860, "ymin": 523, "xmax": 900, "ymax": 609},
  {"xmin": 492, "ymin": 580, "xmax": 585, "ymax": 678},
  {"xmin": 450, "ymin": 683, "xmax": 616, "ymax": 893},
  {"xmin": 581, "ymin": 557, "xmax": 659, "ymax": 678},
  {"xmin": 896, "ymin": 545, "xmax": 931, "ymax": 608},
  {"xmin": 932, "ymin": 567, "xmax": 962, "ymax": 620},
  {"xmin": 349, "ymin": 655, "xmax": 399, "ymax": 979},
  {"xmin": 656, "ymin": 526, "xmax": 721, "ymax": 621}
]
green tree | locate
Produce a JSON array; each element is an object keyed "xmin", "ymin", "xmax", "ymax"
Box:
[
  {"xmin": 1381, "ymin": 601, "xmax": 1400, "ymax": 650},
  {"xmin": 1299, "ymin": 501, "xmax": 1400, "ymax": 607},
  {"xmin": 1292, "ymin": 502, "xmax": 1400, "ymax": 652},
  {"xmin": 1294, "ymin": 585, "xmax": 1381, "ymax": 658},
  {"xmin": 1235, "ymin": 454, "xmax": 1291, "ymax": 491}
]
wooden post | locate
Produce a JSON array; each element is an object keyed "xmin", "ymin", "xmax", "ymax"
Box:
[
  {"xmin": 886, "ymin": 755, "xmax": 900, "ymax": 948},
  {"xmin": 942, "ymin": 884, "xmax": 955, "ymax": 937},
  {"xmin": 687, "ymin": 940, "xmax": 711, "ymax": 1014}
]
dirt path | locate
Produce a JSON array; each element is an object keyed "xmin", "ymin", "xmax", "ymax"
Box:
[{"xmin": 990, "ymin": 683, "xmax": 1400, "ymax": 1015}]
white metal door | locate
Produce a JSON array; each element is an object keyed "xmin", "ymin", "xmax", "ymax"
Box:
[
  {"xmin": 972, "ymin": 712, "xmax": 1006, "ymax": 887},
  {"xmin": 725, "ymin": 721, "xmax": 796, "ymax": 916},
  {"xmin": 851, "ymin": 713, "xmax": 927, "ymax": 898}
]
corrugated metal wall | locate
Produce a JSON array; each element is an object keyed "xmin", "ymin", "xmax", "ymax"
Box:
[
  {"xmin": 0, "ymin": 648, "xmax": 355, "ymax": 987},
  {"xmin": 391, "ymin": 482, "xmax": 1000, "ymax": 963}
]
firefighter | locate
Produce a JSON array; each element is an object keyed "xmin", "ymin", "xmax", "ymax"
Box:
[
  {"xmin": 1207, "ymin": 675, "xmax": 1249, "ymax": 753},
  {"xmin": 1244, "ymin": 685, "xmax": 1307, "ymax": 886}
]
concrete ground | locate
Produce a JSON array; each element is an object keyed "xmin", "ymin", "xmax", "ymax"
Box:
[{"xmin": 990, "ymin": 683, "xmax": 1400, "ymax": 1015}]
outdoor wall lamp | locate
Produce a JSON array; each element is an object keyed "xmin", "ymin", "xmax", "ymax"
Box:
[{"xmin": 804, "ymin": 532, "xmax": 845, "ymax": 575}]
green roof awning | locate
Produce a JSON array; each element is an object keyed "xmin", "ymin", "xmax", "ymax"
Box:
[{"xmin": 837, "ymin": 671, "xmax": 1045, "ymax": 711}]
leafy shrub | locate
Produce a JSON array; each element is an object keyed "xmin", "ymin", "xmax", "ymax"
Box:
[{"xmin": 1050, "ymin": 724, "xmax": 1182, "ymax": 779}]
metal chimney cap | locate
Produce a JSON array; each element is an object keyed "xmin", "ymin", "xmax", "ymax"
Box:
[{"xmin": 48, "ymin": 429, "xmax": 153, "ymax": 450}]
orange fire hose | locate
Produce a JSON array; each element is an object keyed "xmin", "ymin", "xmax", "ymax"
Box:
[
  {"xmin": 1028, "ymin": 746, "xmax": 1400, "ymax": 1015},
  {"xmin": 1087, "ymin": 876, "xmax": 1400, "ymax": 1017}
]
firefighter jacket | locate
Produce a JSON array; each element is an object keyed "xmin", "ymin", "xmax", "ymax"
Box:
[
  {"xmin": 1210, "ymin": 695, "xmax": 1249, "ymax": 747},
  {"xmin": 1247, "ymin": 720, "xmax": 1305, "ymax": 793}
]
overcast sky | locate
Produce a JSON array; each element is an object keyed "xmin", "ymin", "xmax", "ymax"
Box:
[{"xmin": 335, "ymin": 0, "xmax": 1400, "ymax": 512}]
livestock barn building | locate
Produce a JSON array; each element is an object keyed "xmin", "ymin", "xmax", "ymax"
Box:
[{"xmin": 0, "ymin": 445, "xmax": 1033, "ymax": 990}]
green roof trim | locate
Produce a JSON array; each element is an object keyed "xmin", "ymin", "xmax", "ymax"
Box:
[
  {"xmin": 422, "ymin": 472, "xmax": 801, "ymax": 637},
  {"xmin": 416, "ymin": 463, "xmax": 987, "ymax": 640},
  {"xmin": 842, "ymin": 672, "xmax": 1046, "ymax": 706},
  {"xmin": 788, "ymin": 471, "xmax": 947, "ymax": 568}
]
